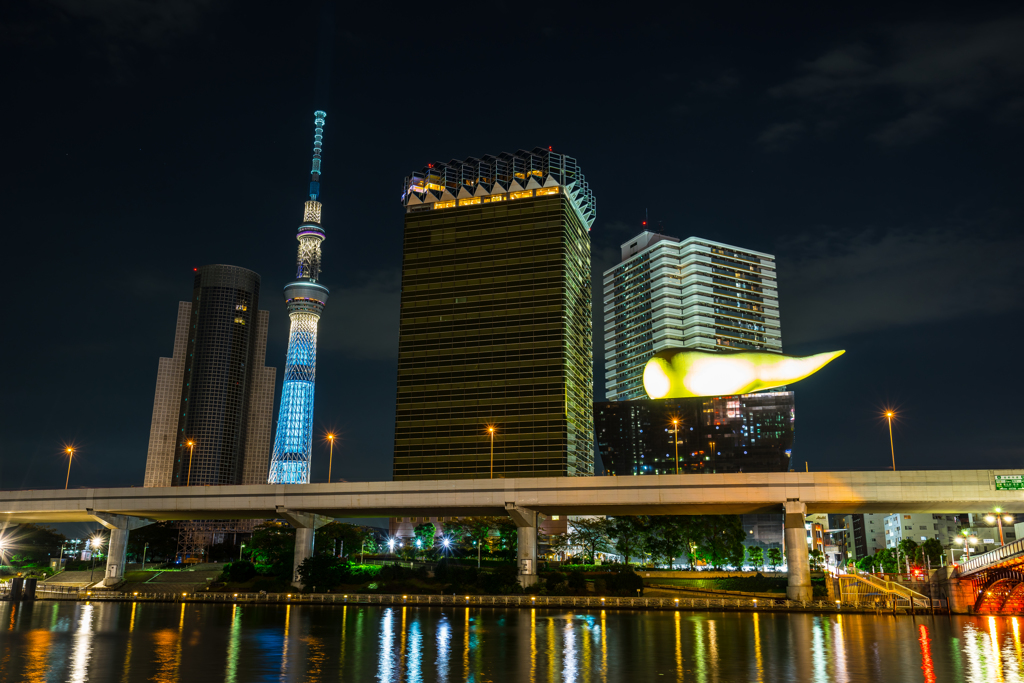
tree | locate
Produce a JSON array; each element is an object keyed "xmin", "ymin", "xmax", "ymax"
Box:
[
  {"xmin": 919, "ymin": 538, "xmax": 943, "ymax": 566},
  {"xmin": 767, "ymin": 547, "xmax": 783, "ymax": 571},
  {"xmin": 808, "ymin": 549, "xmax": 825, "ymax": 572},
  {"xmin": 493, "ymin": 518, "xmax": 518, "ymax": 561},
  {"xmin": 315, "ymin": 523, "xmax": 370, "ymax": 559},
  {"xmin": 445, "ymin": 518, "xmax": 494, "ymax": 567},
  {"xmin": 413, "ymin": 523, "xmax": 436, "ymax": 554},
  {"xmin": 127, "ymin": 522, "xmax": 178, "ymax": 563},
  {"xmin": 554, "ymin": 518, "xmax": 612, "ymax": 564},
  {"xmin": 607, "ymin": 516, "xmax": 652, "ymax": 565},
  {"xmin": 296, "ymin": 555, "xmax": 346, "ymax": 592},
  {"xmin": 6, "ymin": 524, "xmax": 66, "ymax": 566},
  {"xmin": 693, "ymin": 516, "xmax": 745, "ymax": 570},
  {"xmin": 246, "ymin": 523, "xmax": 295, "ymax": 576},
  {"xmin": 649, "ymin": 516, "xmax": 694, "ymax": 569},
  {"xmin": 747, "ymin": 546, "xmax": 764, "ymax": 570}
]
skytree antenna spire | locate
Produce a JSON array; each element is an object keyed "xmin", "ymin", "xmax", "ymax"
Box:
[{"xmin": 268, "ymin": 111, "xmax": 329, "ymax": 485}]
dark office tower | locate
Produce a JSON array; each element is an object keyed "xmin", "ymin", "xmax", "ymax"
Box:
[
  {"xmin": 143, "ymin": 265, "xmax": 276, "ymax": 487},
  {"xmin": 393, "ymin": 148, "xmax": 596, "ymax": 481},
  {"xmin": 594, "ymin": 391, "xmax": 794, "ymax": 476}
]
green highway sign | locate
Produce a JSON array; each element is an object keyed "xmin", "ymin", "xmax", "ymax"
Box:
[{"xmin": 995, "ymin": 475, "xmax": 1024, "ymax": 491}]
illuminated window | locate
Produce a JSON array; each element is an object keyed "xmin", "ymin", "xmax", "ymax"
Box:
[
  {"xmin": 433, "ymin": 200, "xmax": 456, "ymax": 210},
  {"xmin": 535, "ymin": 187, "xmax": 559, "ymax": 196},
  {"xmin": 530, "ymin": 169, "xmax": 543, "ymax": 177},
  {"xmin": 234, "ymin": 317, "xmax": 246, "ymax": 325},
  {"xmin": 426, "ymin": 183, "xmax": 444, "ymax": 192},
  {"xmin": 458, "ymin": 197, "xmax": 481, "ymax": 206},
  {"xmin": 509, "ymin": 190, "xmax": 534, "ymax": 200},
  {"xmin": 483, "ymin": 194, "xmax": 507, "ymax": 203},
  {"xmin": 514, "ymin": 172, "xmax": 526, "ymax": 179}
]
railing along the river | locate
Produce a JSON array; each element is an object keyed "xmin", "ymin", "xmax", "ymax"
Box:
[{"xmin": 17, "ymin": 586, "xmax": 944, "ymax": 612}]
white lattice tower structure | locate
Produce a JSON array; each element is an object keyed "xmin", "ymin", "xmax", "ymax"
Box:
[{"xmin": 268, "ymin": 111, "xmax": 329, "ymax": 485}]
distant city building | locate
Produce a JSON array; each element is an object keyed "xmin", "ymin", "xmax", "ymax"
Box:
[
  {"xmin": 594, "ymin": 392, "xmax": 794, "ymax": 476},
  {"xmin": 848, "ymin": 513, "xmax": 887, "ymax": 560},
  {"xmin": 392, "ymin": 148, "xmax": 596, "ymax": 480},
  {"xmin": 143, "ymin": 264, "xmax": 276, "ymax": 487},
  {"xmin": 268, "ymin": 111, "xmax": 330, "ymax": 485},
  {"xmin": 602, "ymin": 231, "xmax": 781, "ymax": 401},
  {"xmin": 884, "ymin": 513, "xmax": 961, "ymax": 549}
]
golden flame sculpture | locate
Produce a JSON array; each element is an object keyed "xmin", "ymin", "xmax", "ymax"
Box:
[{"xmin": 643, "ymin": 349, "xmax": 845, "ymax": 399}]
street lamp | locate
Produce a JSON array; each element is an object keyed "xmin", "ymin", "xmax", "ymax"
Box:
[
  {"xmin": 64, "ymin": 446, "xmax": 75, "ymax": 489},
  {"xmin": 984, "ymin": 509, "xmax": 1014, "ymax": 546},
  {"xmin": 326, "ymin": 433, "xmax": 336, "ymax": 483},
  {"xmin": 488, "ymin": 426, "xmax": 496, "ymax": 479},
  {"xmin": 884, "ymin": 411, "xmax": 897, "ymax": 471},
  {"xmin": 89, "ymin": 536, "xmax": 103, "ymax": 583},
  {"xmin": 955, "ymin": 530, "xmax": 979, "ymax": 561},
  {"xmin": 672, "ymin": 419, "xmax": 680, "ymax": 474},
  {"xmin": 186, "ymin": 441, "xmax": 196, "ymax": 486},
  {"xmin": 141, "ymin": 542, "xmax": 149, "ymax": 569},
  {"xmin": 239, "ymin": 542, "xmax": 246, "ymax": 561}
]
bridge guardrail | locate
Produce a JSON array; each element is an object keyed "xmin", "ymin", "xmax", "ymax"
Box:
[{"xmin": 959, "ymin": 537, "xmax": 1024, "ymax": 575}]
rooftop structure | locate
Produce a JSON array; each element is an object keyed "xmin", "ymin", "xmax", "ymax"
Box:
[
  {"xmin": 268, "ymin": 111, "xmax": 329, "ymax": 485},
  {"xmin": 401, "ymin": 147, "xmax": 595, "ymax": 229}
]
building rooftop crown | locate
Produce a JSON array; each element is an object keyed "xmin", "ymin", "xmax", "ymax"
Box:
[{"xmin": 401, "ymin": 147, "xmax": 596, "ymax": 229}]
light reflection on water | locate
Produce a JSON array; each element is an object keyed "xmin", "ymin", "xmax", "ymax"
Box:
[{"xmin": 11, "ymin": 602, "xmax": 1024, "ymax": 681}]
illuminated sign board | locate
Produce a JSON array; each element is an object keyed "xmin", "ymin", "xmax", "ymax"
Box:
[{"xmin": 995, "ymin": 475, "xmax": 1024, "ymax": 490}]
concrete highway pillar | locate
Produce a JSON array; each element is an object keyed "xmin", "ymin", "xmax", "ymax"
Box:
[
  {"xmin": 506, "ymin": 503, "xmax": 539, "ymax": 588},
  {"xmin": 784, "ymin": 500, "xmax": 812, "ymax": 602},
  {"xmin": 276, "ymin": 507, "xmax": 331, "ymax": 589},
  {"xmin": 85, "ymin": 509, "xmax": 154, "ymax": 588}
]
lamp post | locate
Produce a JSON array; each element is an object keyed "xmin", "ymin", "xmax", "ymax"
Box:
[
  {"xmin": 955, "ymin": 530, "xmax": 979, "ymax": 561},
  {"xmin": 326, "ymin": 434, "xmax": 336, "ymax": 483},
  {"xmin": 885, "ymin": 411, "xmax": 896, "ymax": 471},
  {"xmin": 186, "ymin": 441, "xmax": 196, "ymax": 486},
  {"xmin": 89, "ymin": 537, "xmax": 102, "ymax": 583},
  {"xmin": 64, "ymin": 447, "xmax": 75, "ymax": 489},
  {"xmin": 141, "ymin": 542, "xmax": 149, "ymax": 569},
  {"xmin": 488, "ymin": 426, "xmax": 495, "ymax": 479},
  {"xmin": 672, "ymin": 419, "xmax": 680, "ymax": 474},
  {"xmin": 985, "ymin": 509, "xmax": 1014, "ymax": 546}
]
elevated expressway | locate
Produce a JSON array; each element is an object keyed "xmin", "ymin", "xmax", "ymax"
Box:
[{"xmin": 2, "ymin": 469, "xmax": 1020, "ymax": 599}]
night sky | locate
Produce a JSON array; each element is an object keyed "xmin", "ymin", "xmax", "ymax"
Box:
[{"xmin": 2, "ymin": 2, "xmax": 1022, "ymax": 491}]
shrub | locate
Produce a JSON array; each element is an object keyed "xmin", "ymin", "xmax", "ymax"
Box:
[
  {"xmin": 567, "ymin": 571, "xmax": 587, "ymax": 593},
  {"xmin": 222, "ymin": 561, "xmax": 257, "ymax": 583},
  {"xmin": 605, "ymin": 568, "xmax": 644, "ymax": 596}
]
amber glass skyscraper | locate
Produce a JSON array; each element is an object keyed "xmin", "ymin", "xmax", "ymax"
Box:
[{"xmin": 394, "ymin": 148, "xmax": 596, "ymax": 480}]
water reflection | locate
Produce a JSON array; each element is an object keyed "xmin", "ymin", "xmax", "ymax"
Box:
[{"xmin": 16, "ymin": 603, "xmax": 1024, "ymax": 681}]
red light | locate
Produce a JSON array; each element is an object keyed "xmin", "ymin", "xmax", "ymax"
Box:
[
  {"xmin": 193, "ymin": 268, "xmax": 197, "ymax": 271},
  {"xmin": 428, "ymin": 163, "xmax": 433, "ymax": 168},
  {"xmin": 548, "ymin": 146, "xmax": 552, "ymax": 151},
  {"xmin": 642, "ymin": 221, "xmax": 647, "ymax": 226}
]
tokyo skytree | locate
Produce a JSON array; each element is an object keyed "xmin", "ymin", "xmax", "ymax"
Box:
[{"xmin": 268, "ymin": 111, "xmax": 329, "ymax": 484}]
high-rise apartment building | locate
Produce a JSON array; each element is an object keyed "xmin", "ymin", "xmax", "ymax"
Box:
[
  {"xmin": 143, "ymin": 265, "xmax": 276, "ymax": 487},
  {"xmin": 393, "ymin": 147, "xmax": 596, "ymax": 480},
  {"xmin": 603, "ymin": 231, "xmax": 781, "ymax": 401},
  {"xmin": 595, "ymin": 392, "xmax": 794, "ymax": 476}
]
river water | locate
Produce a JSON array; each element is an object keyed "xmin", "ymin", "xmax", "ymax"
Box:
[{"xmin": 0, "ymin": 601, "xmax": 1021, "ymax": 682}]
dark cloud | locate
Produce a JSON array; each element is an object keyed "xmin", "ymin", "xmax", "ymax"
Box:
[
  {"xmin": 778, "ymin": 228, "xmax": 1024, "ymax": 345},
  {"xmin": 769, "ymin": 15, "xmax": 1024, "ymax": 145},
  {"xmin": 757, "ymin": 121, "xmax": 805, "ymax": 150}
]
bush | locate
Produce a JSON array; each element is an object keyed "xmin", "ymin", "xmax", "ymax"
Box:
[
  {"xmin": 567, "ymin": 571, "xmax": 587, "ymax": 593},
  {"xmin": 605, "ymin": 568, "xmax": 644, "ymax": 596},
  {"xmin": 221, "ymin": 561, "xmax": 257, "ymax": 583}
]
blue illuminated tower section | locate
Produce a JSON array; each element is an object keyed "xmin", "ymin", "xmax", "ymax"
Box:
[{"xmin": 268, "ymin": 111, "xmax": 329, "ymax": 484}]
